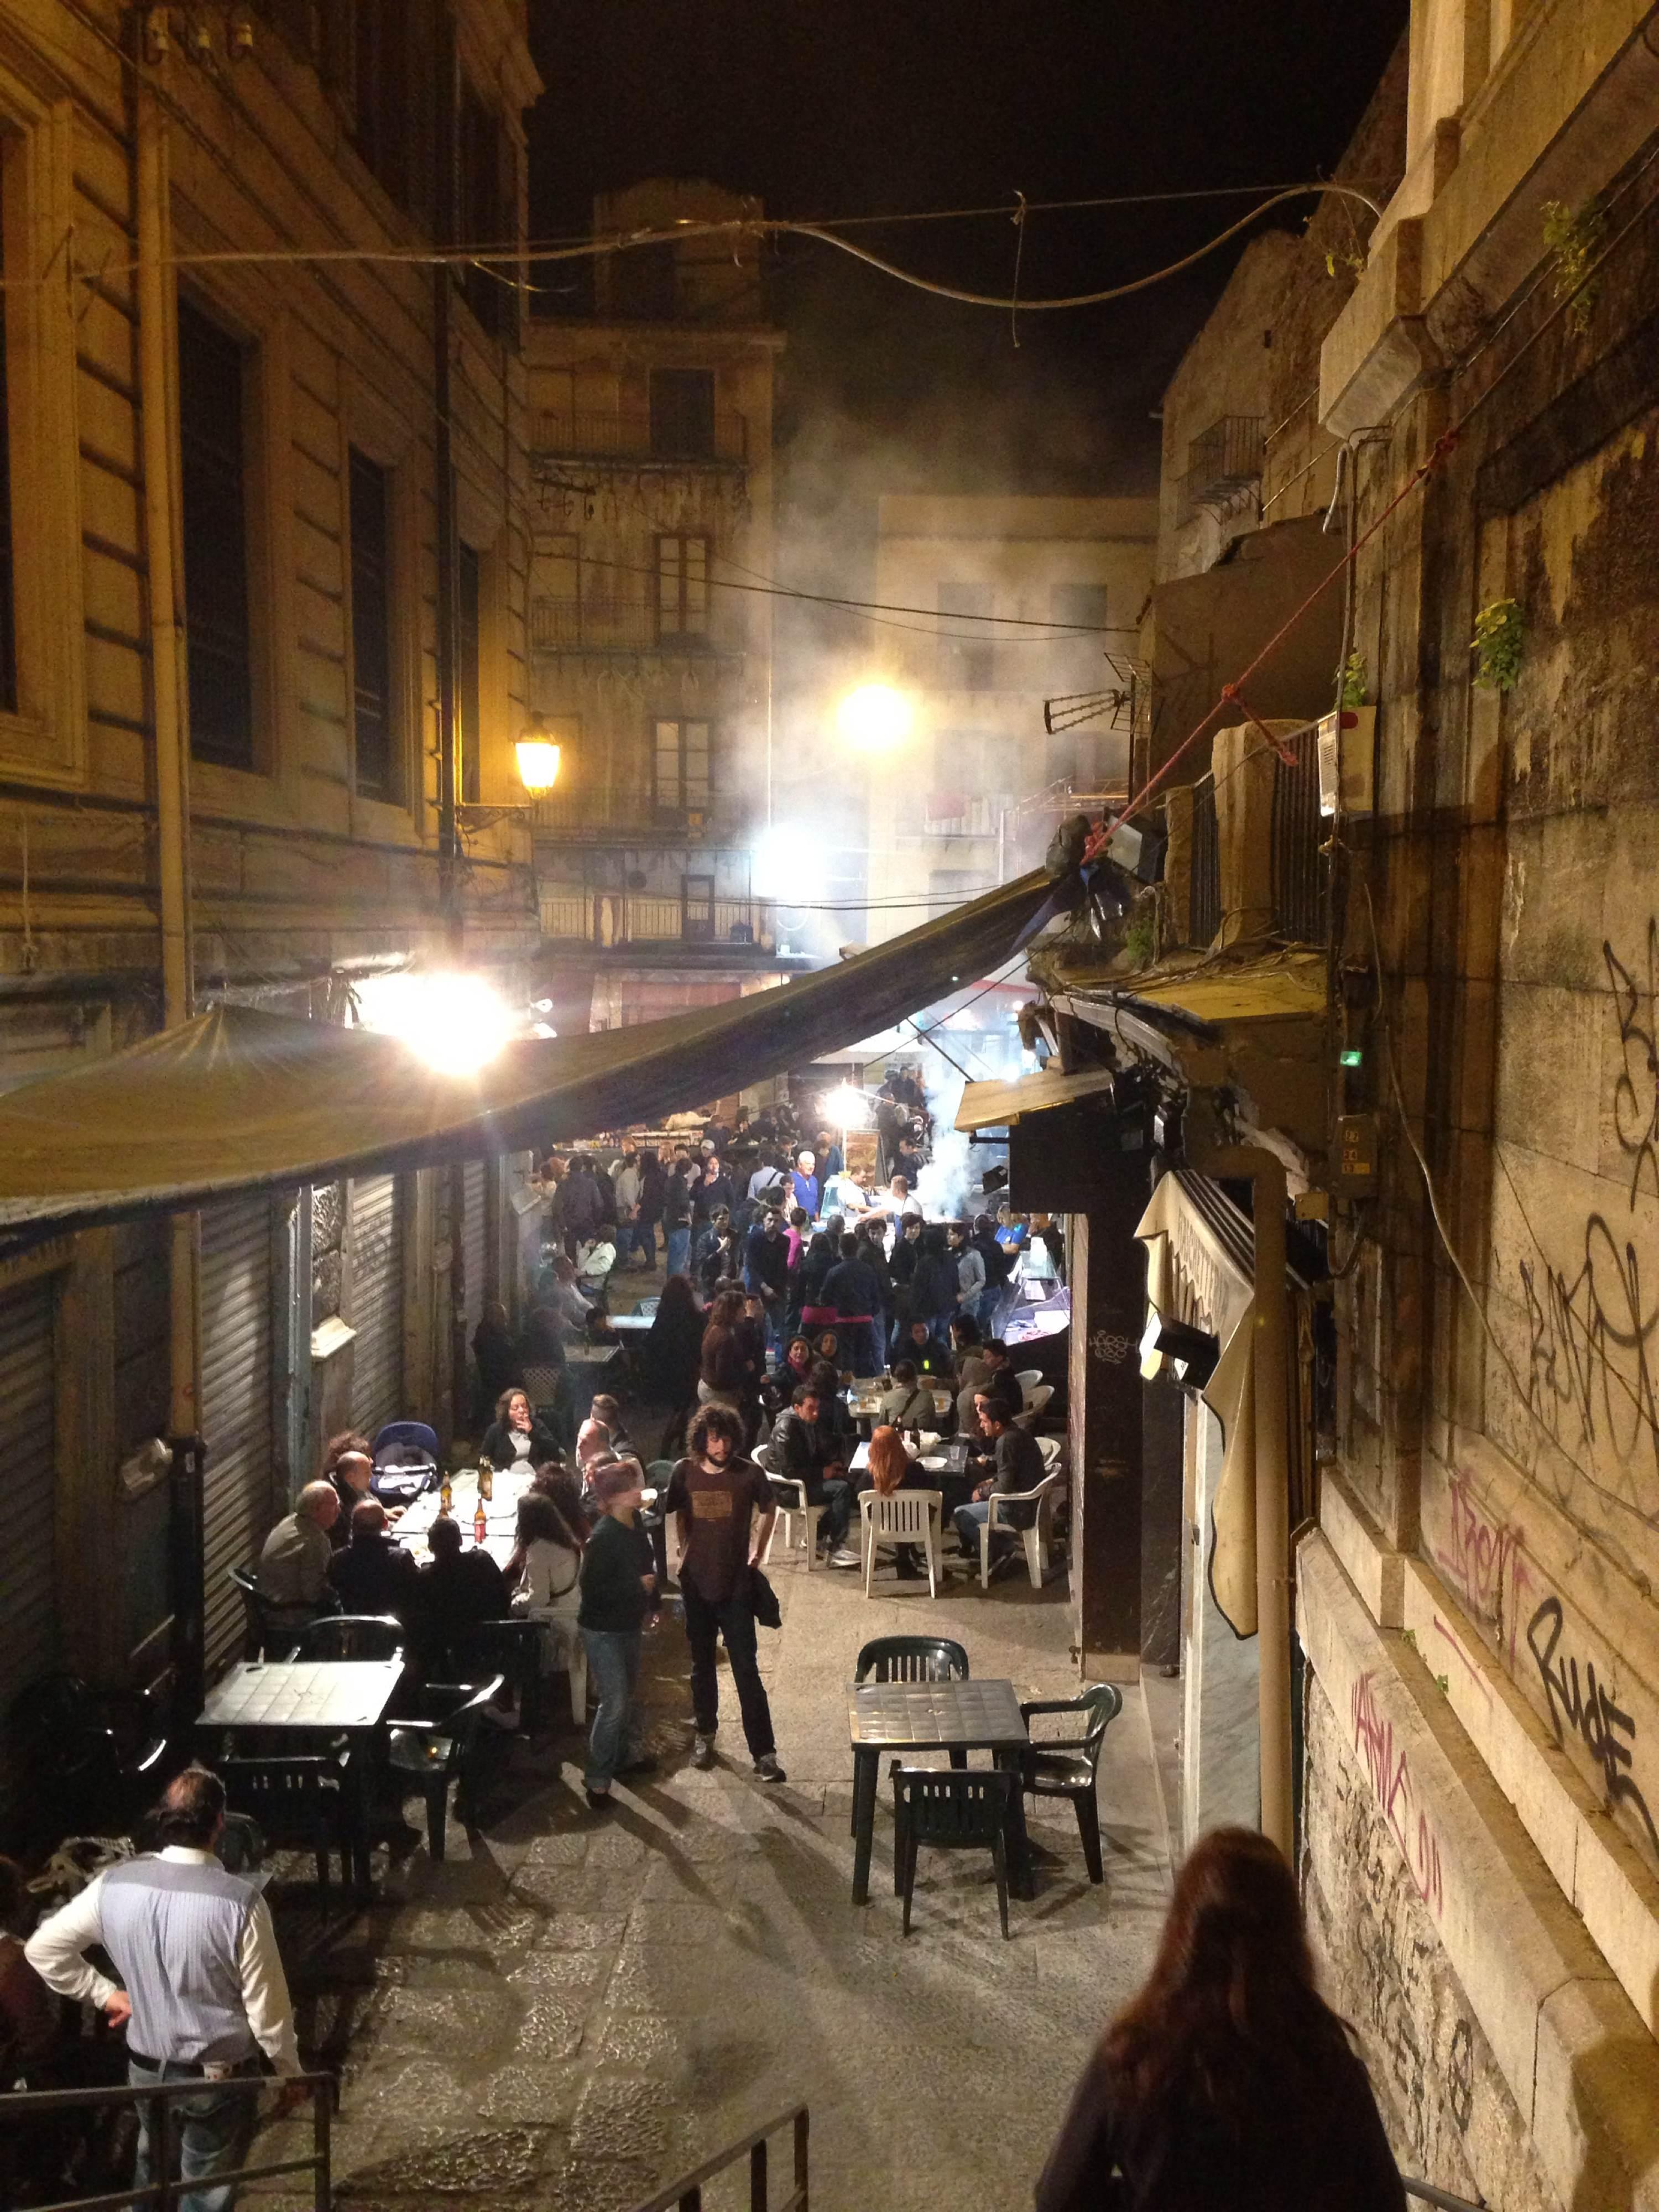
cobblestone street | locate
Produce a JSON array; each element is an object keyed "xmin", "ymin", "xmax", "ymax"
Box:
[{"xmin": 251, "ymin": 1553, "xmax": 1171, "ymax": 2212}]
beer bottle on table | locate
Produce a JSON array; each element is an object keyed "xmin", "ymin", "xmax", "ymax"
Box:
[
  {"xmin": 439, "ymin": 1472, "xmax": 452, "ymax": 1514},
  {"xmin": 478, "ymin": 1458, "xmax": 493, "ymax": 1503},
  {"xmin": 474, "ymin": 1500, "xmax": 488, "ymax": 1545}
]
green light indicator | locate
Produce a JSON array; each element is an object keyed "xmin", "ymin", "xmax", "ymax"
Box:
[{"xmin": 1339, "ymin": 1048, "xmax": 1364, "ymax": 1068}]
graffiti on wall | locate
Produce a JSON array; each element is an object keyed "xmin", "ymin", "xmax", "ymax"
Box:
[
  {"xmin": 1432, "ymin": 1473, "xmax": 1535, "ymax": 1667},
  {"xmin": 1352, "ymin": 1670, "xmax": 1444, "ymax": 1921},
  {"xmin": 1526, "ymin": 1594, "xmax": 1659, "ymax": 1858},
  {"xmin": 1517, "ymin": 928, "xmax": 1659, "ymax": 1513}
]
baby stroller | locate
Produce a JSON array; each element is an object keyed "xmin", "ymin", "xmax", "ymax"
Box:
[{"xmin": 370, "ymin": 1420, "xmax": 440, "ymax": 1505}]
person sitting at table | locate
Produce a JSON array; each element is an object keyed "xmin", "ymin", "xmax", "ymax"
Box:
[
  {"xmin": 413, "ymin": 1511, "xmax": 510, "ymax": 1676},
  {"xmin": 807, "ymin": 1356, "xmax": 859, "ymax": 1461},
  {"xmin": 327, "ymin": 1498, "xmax": 420, "ymax": 1623},
  {"xmin": 481, "ymin": 1386, "xmax": 562, "ymax": 1472},
  {"xmin": 509, "ymin": 1490, "xmax": 587, "ymax": 1727},
  {"xmin": 960, "ymin": 1327, "xmax": 1026, "ymax": 1433},
  {"xmin": 867, "ymin": 1422, "xmax": 930, "ymax": 1582},
  {"xmin": 952, "ymin": 1391, "xmax": 1045, "ymax": 1567},
  {"xmin": 881, "ymin": 1360, "xmax": 938, "ymax": 1431},
  {"xmin": 320, "ymin": 1431, "xmax": 375, "ymax": 1547},
  {"xmin": 766, "ymin": 1381, "xmax": 855, "ymax": 1563},
  {"xmin": 580, "ymin": 1394, "xmax": 640, "ymax": 1469},
  {"xmin": 900, "ymin": 1314, "xmax": 956, "ymax": 1383},
  {"xmin": 255, "ymin": 1481, "xmax": 342, "ymax": 1632},
  {"xmin": 766, "ymin": 1333, "xmax": 816, "ymax": 1413}
]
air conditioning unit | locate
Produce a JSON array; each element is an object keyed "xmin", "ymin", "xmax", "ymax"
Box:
[{"xmin": 1317, "ymin": 705, "xmax": 1376, "ymax": 817}]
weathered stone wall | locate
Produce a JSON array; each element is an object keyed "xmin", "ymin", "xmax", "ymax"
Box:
[{"xmin": 1303, "ymin": 1669, "xmax": 1559, "ymax": 2212}]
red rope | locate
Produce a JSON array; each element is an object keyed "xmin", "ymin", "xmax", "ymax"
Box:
[{"xmin": 1083, "ymin": 427, "xmax": 1459, "ymax": 860}]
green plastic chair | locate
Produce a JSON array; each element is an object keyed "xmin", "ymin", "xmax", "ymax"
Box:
[
  {"xmin": 892, "ymin": 1765, "xmax": 1017, "ymax": 1938},
  {"xmin": 1018, "ymin": 1683, "xmax": 1123, "ymax": 1883},
  {"xmin": 854, "ymin": 1636, "xmax": 969, "ymax": 1684}
]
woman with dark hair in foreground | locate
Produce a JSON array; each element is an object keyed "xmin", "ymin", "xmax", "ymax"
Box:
[{"xmin": 1035, "ymin": 1827, "xmax": 1404, "ymax": 2212}]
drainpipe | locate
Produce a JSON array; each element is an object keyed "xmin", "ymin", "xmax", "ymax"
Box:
[
  {"xmin": 1198, "ymin": 1142, "xmax": 1293, "ymax": 1858},
  {"xmin": 137, "ymin": 51, "xmax": 200, "ymax": 1439}
]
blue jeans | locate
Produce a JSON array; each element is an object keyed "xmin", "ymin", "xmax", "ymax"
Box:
[
  {"xmin": 625, "ymin": 1218, "xmax": 656, "ymax": 1265},
  {"xmin": 582, "ymin": 1626, "xmax": 643, "ymax": 1790},
  {"xmin": 665, "ymin": 1225, "xmax": 691, "ymax": 1280},
  {"xmin": 952, "ymin": 1499, "xmax": 991, "ymax": 1562},
  {"xmin": 129, "ymin": 2058, "xmax": 258, "ymax": 2212},
  {"xmin": 833, "ymin": 1319, "xmax": 880, "ymax": 1378}
]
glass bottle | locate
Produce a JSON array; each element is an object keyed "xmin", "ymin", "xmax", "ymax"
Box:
[
  {"xmin": 439, "ymin": 1471, "xmax": 452, "ymax": 1515},
  {"xmin": 478, "ymin": 1458, "xmax": 493, "ymax": 1503},
  {"xmin": 473, "ymin": 1500, "xmax": 488, "ymax": 1545}
]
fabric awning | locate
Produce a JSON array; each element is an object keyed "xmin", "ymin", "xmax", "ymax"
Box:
[
  {"xmin": 953, "ymin": 1064, "xmax": 1115, "ymax": 1132},
  {"xmin": 0, "ymin": 865, "xmax": 1058, "ymax": 1238}
]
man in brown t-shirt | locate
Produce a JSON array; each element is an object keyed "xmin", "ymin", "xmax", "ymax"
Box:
[{"xmin": 664, "ymin": 1404, "xmax": 785, "ymax": 1781}]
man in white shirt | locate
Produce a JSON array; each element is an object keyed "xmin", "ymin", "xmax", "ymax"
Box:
[
  {"xmin": 611, "ymin": 1152, "xmax": 643, "ymax": 1223},
  {"xmin": 28, "ymin": 1765, "xmax": 301, "ymax": 2212}
]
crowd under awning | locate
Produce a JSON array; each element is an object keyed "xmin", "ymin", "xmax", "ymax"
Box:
[{"xmin": 0, "ymin": 865, "xmax": 1061, "ymax": 1241}]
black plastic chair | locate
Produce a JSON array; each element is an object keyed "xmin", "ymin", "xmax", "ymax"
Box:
[
  {"xmin": 220, "ymin": 1751, "xmax": 358, "ymax": 1887},
  {"xmin": 288, "ymin": 1614, "xmax": 406, "ymax": 1664},
  {"xmin": 228, "ymin": 1566, "xmax": 300, "ymax": 1661},
  {"xmin": 386, "ymin": 1676, "xmax": 507, "ymax": 1859},
  {"xmin": 892, "ymin": 1765, "xmax": 1017, "ymax": 1938},
  {"xmin": 453, "ymin": 1619, "xmax": 544, "ymax": 1723},
  {"xmin": 854, "ymin": 1636, "xmax": 969, "ymax": 1684},
  {"xmin": 6, "ymin": 1673, "xmax": 173, "ymax": 1848},
  {"xmin": 1018, "ymin": 1683, "xmax": 1123, "ymax": 1884}
]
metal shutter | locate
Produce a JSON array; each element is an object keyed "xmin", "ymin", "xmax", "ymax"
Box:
[
  {"xmin": 350, "ymin": 1174, "xmax": 404, "ymax": 1436},
  {"xmin": 461, "ymin": 1161, "xmax": 487, "ymax": 1340},
  {"xmin": 0, "ymin": 1280, "xmax": 56, "ymax": 1835},
  {"xmin": 200, "ymin": 1198, "xmax": 275, "ymax": 1671}
]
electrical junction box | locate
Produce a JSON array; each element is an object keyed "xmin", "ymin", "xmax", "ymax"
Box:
[
  {"xmin": 1333, "ymin": 1112, "xmax": 1379, "ymax": 1193},
  {"xmin": 1317, "ymin": 705, "xmax": 1376, "ymax": 818}
]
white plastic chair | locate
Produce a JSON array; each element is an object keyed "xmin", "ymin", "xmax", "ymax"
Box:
[
  {"xmin": 1016, "ymin": 1383, "xmax": 1055, "ymax": 1429},
  {"xmin": 859, "ymin": 1488, "xmax": 944, "ymax": 1599},
  {"xmin": 1035, "ymin": 1434, "xmax": 1063, "ymax": 1477},
  {"xmin": 979, "ymin": 1469, "xmax": 1066, "ymax": 1590},
  {"xmin": 764, "ymin": 1477, "xmax": 825, "ymax": 1570},
  {"xmin": 1014, "ymin": 1369, "xmax": 1043, "ymax": 1400}
]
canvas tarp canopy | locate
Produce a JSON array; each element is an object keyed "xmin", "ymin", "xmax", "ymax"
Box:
[{"xmin": 0, "ymin": 866, "xmax": 1058, "ymax": 1239}]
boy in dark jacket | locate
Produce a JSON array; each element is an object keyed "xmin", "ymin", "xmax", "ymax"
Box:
[{"xmin": 577, "ymin": 1462, "xmax": 657, "ymax": 1809}]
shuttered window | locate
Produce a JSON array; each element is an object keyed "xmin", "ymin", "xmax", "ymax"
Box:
[
  {"xmin": 655, "ymin": 534, "xmax": 709, "ymax": 638},
  {"xmin": 0, "ymin": 1279, "xmax": 56, "ymax": 1840},
  {"xmin": 654, "ymin": 718, "xmax": 710, "ymax": 814},
  {"xmin": 458, "ymin": 539, "xmax": 481, "ymax": 806},
  {"xmin": 200, "ymin": 1198, "xmax": 275, "ymax": 1671},
  {"xmin": 349, "ymin": 448, "xmax": 394, "ymax": 799},
  {"xmin": 349, "ymin": 1175, "xmax": 404, "ymax": 1436},
  {"xmin": 0, "ymin": 158, "xmax": 17, "ymax": 715},
  {"xmin": 649, "ymin": 371, "xmax": 715, "ymax": 461},
  {"xmin": 179, "ymin": 300, "xmax": 255, "ymax": 768}
]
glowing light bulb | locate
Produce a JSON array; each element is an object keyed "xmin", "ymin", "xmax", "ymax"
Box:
[{"xmin": 836, "ymin": 683, "xmax": 914, "ymax": 753}]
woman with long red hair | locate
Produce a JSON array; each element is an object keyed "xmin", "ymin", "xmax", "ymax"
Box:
[{"xmin": 1036, "ymin": 1826, "xmax": 1402, "ymax": 2211}]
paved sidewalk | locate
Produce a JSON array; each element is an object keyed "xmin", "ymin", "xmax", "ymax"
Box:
[{"xmin": 254, "ymin": 1551, "xmax": 1171, "ymax": 2212}]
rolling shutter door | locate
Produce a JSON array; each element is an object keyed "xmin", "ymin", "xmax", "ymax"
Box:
[
  {"xmin": 0, "ymin": 1280, "xmax": 56, "ymax": 1838},
  {"xmin": 461, "ymin": 1161, "xmax": 487, "ymax": 1340},
  {"xmin": 200, "ymin": 1197, "xmax": 275, "ymax": 1671},
  {"xmin": 350, "ymin": 1174, "xmax": 404, "ymax": 1436}
]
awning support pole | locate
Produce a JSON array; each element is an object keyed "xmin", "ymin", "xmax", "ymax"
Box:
[{"xmin": 1199, "ymin": 1143, "xmax": 1293, "ymax": 1858}]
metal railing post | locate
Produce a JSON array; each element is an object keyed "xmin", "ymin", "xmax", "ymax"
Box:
[
  {"xmin": 314, "ymin": 2075, "xmax": 332, "ymax": 2211},
  {"xmin": 749, "ymin": 2136, "xmax": 768, "ymax": 2210},
  {"xmin": 679, "ymin": 2189, "xmax": 702, "ymax": 2212},
  {"xmin": 794, "ymin": 2105, "xmax": 809, "ymax": 2211},
  {"xmin": 153, "ymin": 2088, "xmax": 175, "ymax": 2212}
]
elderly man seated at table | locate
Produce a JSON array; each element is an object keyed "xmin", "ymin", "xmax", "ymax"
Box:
[
  {"xmin": 952, "ymin": 1391, "xmax": 1045, "ymax": 1567},
  {"xmin": 320, "ymin": 1431, "xmax": 374, "ymax": 1546},
  {"xmin": 328, "ymin": 1499, "xmax": 420, "ymax": 1622},
  {"xmin": 766, "ymin": 1380, "xmax": 857, "ymax": 1564},
  {"xmin": 255, "ymin": 1480, "xmax": 341, "ymax": 1630},
  {"xmin": 411, "ymin": 1511, "xmax": 510, "ymax": 1676}
]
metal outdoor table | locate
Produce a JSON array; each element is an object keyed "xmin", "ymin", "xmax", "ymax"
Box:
[
  {"xmin": 847, "ymin": 1676, "xmax": 1031, "ymax": 1906},
  {"xmin": 196, "ymin": 1657, "xmax": 405, "ymax": 1892}
]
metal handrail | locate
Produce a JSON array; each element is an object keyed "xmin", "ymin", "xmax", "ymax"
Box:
[
  {"xmin": 0, "ymin": 2068, "xmax": 333, "ymax": 2212},
  {"xmin": 630, "ymin": 2103, "xmax": 808, "ymax": 2212},
  {"xmin": 1404, "ymin": 2178, "xmax": 1485, "ymax": 2210}
]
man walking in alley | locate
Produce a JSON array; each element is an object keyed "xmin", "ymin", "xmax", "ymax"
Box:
[
  {"xmin": 578, "ymin": 1460, "xmax": 658, "ymax": 1811},
  {"xmin": 665, "ymin": 1404, "xmax": 786, "ymax": 1782},
  {"xmin": 27, "ymin": 1764, "xmax": 301, "ymax": 2212}
]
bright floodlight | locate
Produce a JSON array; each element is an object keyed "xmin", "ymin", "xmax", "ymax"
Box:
[
  {"xmin": 354, "ymin": 972, "xmax": 514, "ymax": 1077},
  {"xmin": 836, "ymin": 682, "xmax": 913, "ymax": 753},
  {"xmin": 823, "ymin": 1083, "xmax": 869, "ymax": 1128}
]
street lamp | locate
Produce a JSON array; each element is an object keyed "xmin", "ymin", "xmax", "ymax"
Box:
[
  {"xmin": 836, "ymin": 682, "xmax": 914, "ymax": 753},
  {"xmin": 457, "ymin": 711, "xmax": 567, "ymax": 827}
]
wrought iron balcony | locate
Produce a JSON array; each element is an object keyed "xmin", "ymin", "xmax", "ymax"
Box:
[
  {"xmin": 1179, "ymin": 414, "xmax": 1265, "ymax": 521},
  {"xmin": 532, "ymin": 408, "xmax": 750, "ymax": 467},
  {"xmin": 529, "ymin": 597, "xmax": 738, "ymax": 656},
  {"xmin": 539, "ymin": 890, "xmax": 776, "ymax": 951}
]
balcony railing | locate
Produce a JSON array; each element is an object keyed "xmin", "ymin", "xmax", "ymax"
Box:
[
  {"xmin": 533, "ymin": 408, "xmax": 750, "ymax": 466},
  {"xmin": 530, "ymin": 596, "xmax": 737, "ymax": 655},
  {"xmin": 921, "ymin": 791, "xmax": 1014, "ymax": 837},
  {"xmin": 1179, "ymin": 414, "xmax": 1265, "ymax": 522},
  {"xmin": 541, "ymin": 890, "xmax": 776, "ymax": 951},
  {"xmin": 1190, "ymin": 775, "xmax": 1220, "ymax": 946},
  {"xmin": 1271, "ymin": 732, "xmax": 1324, "ymax": 943}
]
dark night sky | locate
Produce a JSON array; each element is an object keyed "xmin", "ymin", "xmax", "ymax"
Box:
[{"xmin": 524, "ymin": 3, "xmax": 1409, "ymax": 497}]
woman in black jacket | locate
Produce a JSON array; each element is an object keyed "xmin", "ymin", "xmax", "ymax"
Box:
[
  {"xmin": 479, "ymin": 1387, "xmax": 562, "ymax": 1471},
  {"xmin": 1036, "ymin": 1827, "xmax": 1403, "ymax": 2212}
]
